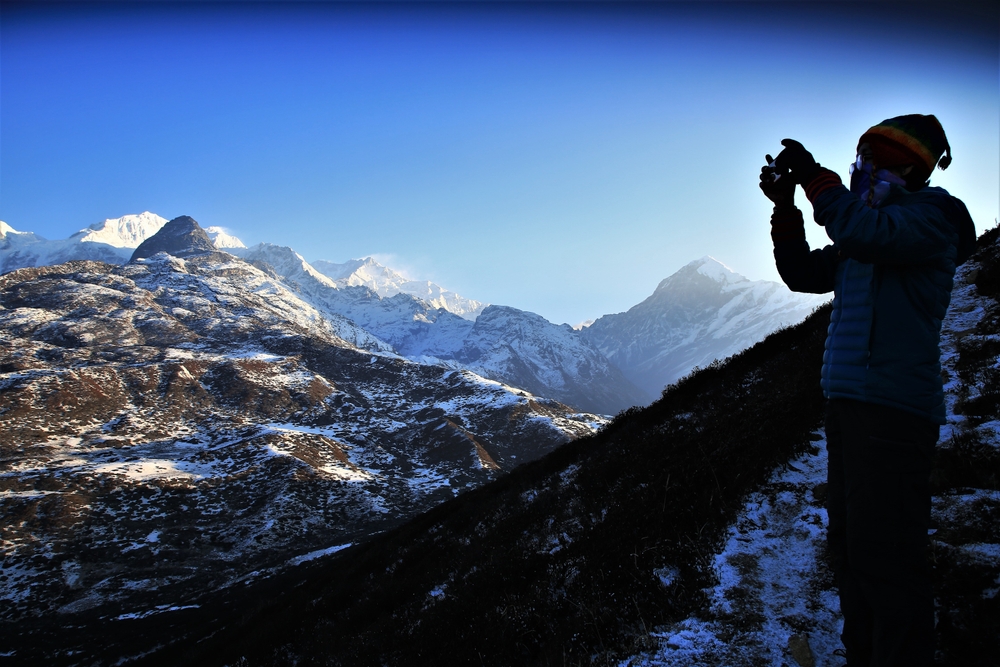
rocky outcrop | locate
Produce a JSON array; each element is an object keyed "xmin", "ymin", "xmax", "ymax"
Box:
[{"xmin": 129, "ymin": 215, "xmax": 217, "ymax": 262}]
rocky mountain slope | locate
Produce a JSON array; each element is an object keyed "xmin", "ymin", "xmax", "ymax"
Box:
[
  {"xmin": 237, "ymin": 242, "xmax": 647, "ymax": 414},
  {"xmin": 582, "ymin": 256, "xmax": 829, "ymax": 397},
  {"xmin": 129, "ymin": 215, "xmax": 217, "ymax": 261},
  {"xmin": 456, "ymin": 304, "xmax": 651, "ymax": 414},
  {"xmin": 0, "ymin": 232, "xmax": 603, "ymax": 644},
  {"xmin": 92, "ymin": 227, "xmax": 995, "ymax": 667}
]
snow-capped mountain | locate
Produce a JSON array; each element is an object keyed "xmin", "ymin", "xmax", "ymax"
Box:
[
  {"xmin": 0, "ymin": 219, "xmax": 603, "ymax": 627},
  {"xmin": 1, "ymin": 212, "xmax": 167, "ymax": 273},
  {"xmin": 71, "ymin": 211, "xmax": 168, "ymax": 247},
  {"xmin": 581, "ymin": 256, "xmax": 829, "ymax": 398},
  {"xmin": 313, "ymin": 257, "xmax": 487, "ymax": 320},
  {"xmin": 205, "ymin": 225, "xmax": 247, "ymax": 249},
  {"xmin": 456, "ymin": 305, "xmax": 650, "ymax": 414}
]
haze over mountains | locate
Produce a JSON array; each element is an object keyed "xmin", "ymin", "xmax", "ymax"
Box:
[{"xmin": 1, "ymin": 212, "xmax": 827, "ymax": 413}]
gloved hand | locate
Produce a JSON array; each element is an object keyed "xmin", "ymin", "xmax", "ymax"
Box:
[
  {"xmin": 760, "ymin": 154, "xmax": 795, "ymax": 208},
  {"xmin": 772, "ymin": 139, "xmax": 821, "ymax": 185}
]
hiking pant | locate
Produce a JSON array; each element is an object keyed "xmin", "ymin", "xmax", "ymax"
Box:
[{"xmin": 825, "ymin": 398, "xmax": 938, "ymax": 667}]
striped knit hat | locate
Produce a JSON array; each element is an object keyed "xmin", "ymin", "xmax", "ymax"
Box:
[{"xmin": 858, "ymin": 114, "xmax": 952, "ymax": 183}]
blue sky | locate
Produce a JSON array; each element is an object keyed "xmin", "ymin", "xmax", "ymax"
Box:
[{"xmin": 2, "ymin": 2, "xmax": 997, "ymax": 325}]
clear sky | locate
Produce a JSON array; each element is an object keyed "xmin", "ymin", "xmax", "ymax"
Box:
[{"xmin": 2, "ymin": 1, "xmax": 997, "ymax": 326}]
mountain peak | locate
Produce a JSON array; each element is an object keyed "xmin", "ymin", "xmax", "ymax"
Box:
[
  {"xmin": 653, "ymin": 256, "xmax": 747, "ymax": 293},
  {"xmin": 76, "ymin": 212, "xmax": 168, "ymax": 248},
  {"xmin": 0, "ymin": 221, "xmax": 19, "ymax": 238},
  {"xmin": 205, "ymin": 226, "xmax": 247, "ymax": 249},
  {"xmin": 129, "ymin": 215, "xmax": 217, "ymax": 262},
  {"xmin": 685, "ymin": 255, "xmax": 747, "ymax": 284}
]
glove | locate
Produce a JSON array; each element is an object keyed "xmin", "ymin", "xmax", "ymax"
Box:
[
  {"xmin": 772, "ymin": 139, "xmax": 821, "ymax": 185},
  {"xmin": 760, "ymin": 154, "xmax": 796, "ymax": 208}
]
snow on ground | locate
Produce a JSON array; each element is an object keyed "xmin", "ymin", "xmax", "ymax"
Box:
[
  {"xmin": 287, "ymin": 543, "xmax": 353, "ymax": 567},
  {"xmin": 624, "ymin": 434, "xmax": 845, "ymax": 667}
]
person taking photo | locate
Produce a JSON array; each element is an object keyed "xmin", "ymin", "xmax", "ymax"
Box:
[{"xmin": 759, "ymin": 114, "xmax": 977, "ymax": 667}]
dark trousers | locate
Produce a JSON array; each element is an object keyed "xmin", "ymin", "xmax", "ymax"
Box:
[{"xmin": 825, "ymin": 399, "xmax": 938, "ymax": 667}]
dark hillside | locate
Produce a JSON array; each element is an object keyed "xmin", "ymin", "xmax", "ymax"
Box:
[
  {"xmin": 141, "ymin": 229, "xmax": 1000, "ymax": 667},
  {"xmin": 144, "ymin": 298, "xmax": 833, "ymax": 666}
]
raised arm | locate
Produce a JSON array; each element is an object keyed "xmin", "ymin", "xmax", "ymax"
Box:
[
  {"xmin": 759, "ymin": 150, "xmax": 838, "ymax": 294},
  {"xmin": 769, "ymin": 206, "xmax": 838, "ymax": 294}
]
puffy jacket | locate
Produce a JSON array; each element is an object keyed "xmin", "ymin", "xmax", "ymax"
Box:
[{"xmin": 770, "ymin": 171, "xmax": 977, "ymax": 424}]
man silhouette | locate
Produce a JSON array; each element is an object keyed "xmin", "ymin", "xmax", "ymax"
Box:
[{"xmin": 759, "ymin": 115, "xmax": 976, "ymax": 666}]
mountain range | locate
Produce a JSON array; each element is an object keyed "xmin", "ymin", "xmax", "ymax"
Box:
[{"xmin": 1, "ymin": 212, "xmax": 827, "ymax": 413}]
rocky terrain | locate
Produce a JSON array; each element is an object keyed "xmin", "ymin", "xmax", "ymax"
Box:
[{"xmin": 0, "ymin": 232, "xmax": 602, "ymax": 633}]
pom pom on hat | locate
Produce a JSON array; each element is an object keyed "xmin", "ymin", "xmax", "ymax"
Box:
[{"xmin": 859, "ymin": 114, "xmax": 952, "ymax": 183}]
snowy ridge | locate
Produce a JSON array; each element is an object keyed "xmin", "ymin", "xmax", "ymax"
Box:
[
  {"xmin": 4, "ymin": 213, "xmax": 821, "ymax": 415},
  {"xmin": 242, "ymin": 245, "xmax": 641, "ymax": 414},
  {"xmin": 689, "ymin": 254, "xmax": 746, "ymax": 285},
  {"xmin": 128, "ymin": 251, "xmax": 390, "ymax": 353},
  {"xmin": 457, "ymin": 305, "xmax": 650, "ymax": 414}
]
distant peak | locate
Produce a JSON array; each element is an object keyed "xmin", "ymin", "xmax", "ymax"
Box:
[
  {"xmin": 654, "ymin": 256, "xmax": 749, "ymax": 293},
  {"xmin": 76, "ymin": 212, "xmax": 168, "ymax": 248},
  {"xmin": 0, "ymin": 220, "xmax": 18, "ymax": 236},
  {"xmin": 686, "ymin": 256, "xmax": 746, "ymax": 283},
  {"xmin": 205, "ymin": 226, "xmax": 247, "ymax": 249}
]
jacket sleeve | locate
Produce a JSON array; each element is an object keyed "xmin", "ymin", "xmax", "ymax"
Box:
[
  {"xmin": 770, "ymin": 205, "xmax": 838, "ymax": 294},
  {"xmin": 805, "ymin": 172, "xmax": 958, "ymax": 266}
]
